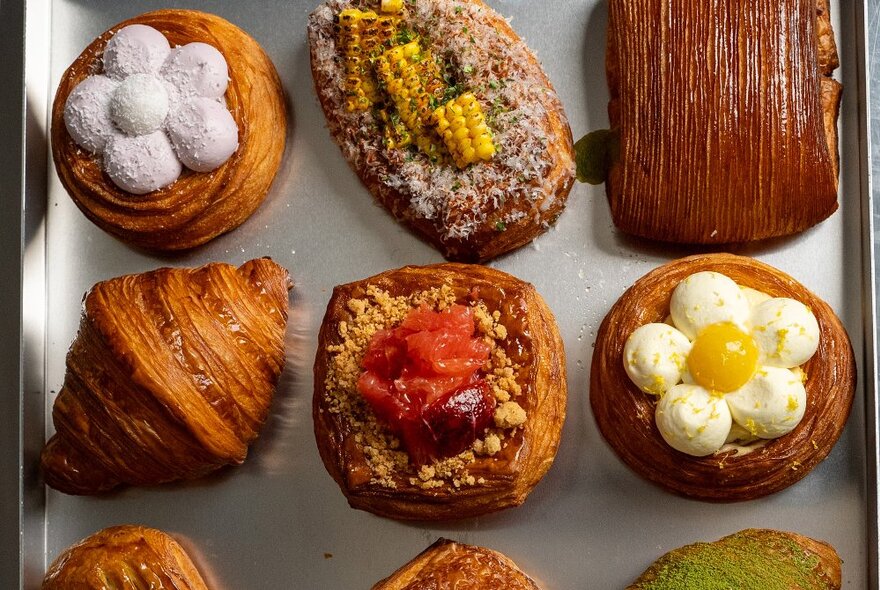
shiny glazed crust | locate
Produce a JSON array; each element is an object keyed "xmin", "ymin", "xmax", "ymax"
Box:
[
  {"xmin": 41, "ymin": 259, "xmax": 292, "ymax": 495},
  {"xmin": 605, "ymin": 0, "xmax": 841, "ymax": 244},
  {"xmin": 51, "ymin": 9, "xmax": 287, "ymax": 251},
  {"xmin": 313, "ymin": 263, "xmax": 566, "ymax": 520},
  {"xmin": 42, "ymin": 525, "xmax": 209, "ymax": 590},
  {"xmin": 372, "ymin": 538, "xmax": 541, "ymax": 589},
  {"xmin": 308, "ymin": 0, "xmax": 575, "ymax": 262},
  {"xmin": 590, "ymin": 254, "xmax": 855, "ymax": 501},
  {"xmin": 628, "ymin": 529, "xmax": 841, "ymax": 589}
]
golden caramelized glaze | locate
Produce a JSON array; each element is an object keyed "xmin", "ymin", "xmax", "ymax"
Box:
[
  {"xmin": 51, "ymin": 10, "xmax": 286, "ymax": 250},
  {"xmin": 605, "ymin": 0, "xmax": 841, "ymax": 244},
  {"xmin": 628, "ymin": 529, "xmax": 841, "ymax": 590},
  {"xmin": 41, "ymin": 259, "xmax": 292, "ymax": 495},
  {"xmin": 43, "ymin": 526, "xmax": 209, "ymax": 590},
  {"xmin": 372, "ymin": 539, "xmax": 540, "ymax": 589},
  {"xmin": 590, "ymin": 254, "xmax": 855, "ymax": 501},
  {"xmin": 314, "ymin": 263, "xmax": 566, "ymax": 520},
  {"xmin": 308, "ymin": 0, "xmax": 575, "ymax": 261}
]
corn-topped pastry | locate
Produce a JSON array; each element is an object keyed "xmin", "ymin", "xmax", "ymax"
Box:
[{"xmin": 308, "ymin": 0, "xmax": 575, "ymax": 261}]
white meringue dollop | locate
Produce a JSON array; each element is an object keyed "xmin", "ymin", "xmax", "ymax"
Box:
[
  {"xmin": 724, "ymin": 367, "xmax": 807, "ymax": 439},
  {"xmin": 670, "ymin": 271, "xmax": 750, "ymax": 339},
  {"xmin": 655, "ymin": 384, "xmax": 732, "ymax": 457},
  {"xmin": 751, "ymin": 298, "xmax": 820, "ymax": 368},
  {"xmin": 62, "ymin": 24, "xmax": 239, "ymax": 195},
  {"xmin": 623, "ymin": 323, "xmax": 691, "ymax": 395}
]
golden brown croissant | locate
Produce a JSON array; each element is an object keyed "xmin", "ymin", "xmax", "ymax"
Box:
[
  {"xmin": 314, "ymin": 263, "xmax": 566, "ymax": 520},
  {"xmin": 42, "ymin": 525, "xmax": 209, "ymax": 590},
  {"xmin": 605, "ymin": 0, "xmax": 841, "ymax": 243},
  {"xmin": 51, "ymin": 10, "xmax": 287, "ymax": 250},
  {"xmin": 590, "ymin": 253, "xmax": 855, "ymax": 501},
  {"xmin": 41, "ymin": 258, "xmax": 291, "ymax": 495},
  {"xmin": 308, "ymin": 0, "xmax": 574, "ymax": 262},
  {"xmin": 372, "ymin": 538, "xmax": 541, "ymax": 589},
  {"xmin": 627, "ymin": 529, "xmax": 841, "ymax": 589}
]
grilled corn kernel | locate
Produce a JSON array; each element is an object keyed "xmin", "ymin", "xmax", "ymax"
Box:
[
  {"xmin": 381, "ymin": 0, "xmax": 404, "ymax": 13},
  {"xmin": 336, "ymin": 8, "xmax": 399, "ymax": 111},
  {"xmin": 432, "ymin": 92, "xmax": 496, "ymax": 168},
  {"xmin": 375, "ymin": 40, "xmax": 446, "ymax": 159}
]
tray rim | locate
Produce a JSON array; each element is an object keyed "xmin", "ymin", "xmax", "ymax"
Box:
[{"xmin": 6, "ymin": 0, "xmax": 879, "ymax": 588}]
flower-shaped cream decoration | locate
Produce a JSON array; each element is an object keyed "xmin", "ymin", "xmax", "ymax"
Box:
[
  {"xmin": 63, "ymin": 24, "xmax": 239, "ymax": 195},
  {"xmin": 623, "ymin": 271, "xmax": 820, "ymax": 457}
]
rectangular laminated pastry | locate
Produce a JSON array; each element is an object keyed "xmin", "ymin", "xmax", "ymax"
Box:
[{"xmin": 605, "ymin": 0, "xmax": 842, "ymax": 244}]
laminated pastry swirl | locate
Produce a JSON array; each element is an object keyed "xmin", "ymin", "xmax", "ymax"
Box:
[
  {"xmin": 313, "ymin": 263, "xmax": 566, "ymax": 520},
  {"xmin": 308, "ymin": 0, "xmax": 575, "ymax": 262},
  {"xmin": 605, "ymin": 0, "xmax": 842, "ymax": 243},
  {"xmin": 372, "ymin": 538, "xmax": 541, "ymax": 589},
  {"xmin": 590, "ymin": 254, "xmax": 855, "ymax": 501},
  {"xmin": 42, "ymin": 526, "xmax": 210, "ymax": 590},
  {"xmin": 41, "ymin": 259, "xmax": 292, "ymax": 495},
  {"xmin": 628, "ymin": 529, "xmax": 841, "ymax": 590},
  {"xmin": 51, "ymin": 10, "xmax": 287, "ymax": 250}
]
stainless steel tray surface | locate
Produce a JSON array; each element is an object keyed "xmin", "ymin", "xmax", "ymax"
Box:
[{"xmin": 13, "ymin": 0, "xmax": 878, "ymax": 588}]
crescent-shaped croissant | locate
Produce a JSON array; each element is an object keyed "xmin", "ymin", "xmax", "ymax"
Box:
[
  {"xmin": 41, "ymin": 258, "xmax": 292, "ymax": 495},
  {"xmin": 42, "ymin": 525, "xmax": 210, "ymax": 589}
]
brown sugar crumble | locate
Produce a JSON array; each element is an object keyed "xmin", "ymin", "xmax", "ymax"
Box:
[{"xmin": 324, "ymin": 284, "xmax": 525, "ymax": 490}]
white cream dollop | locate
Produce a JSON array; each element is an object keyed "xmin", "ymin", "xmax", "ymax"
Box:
[
  {"xmin": 109, "ymin": 73, "xmax": 169, "ymax": 136},
  {"xmin": 670, "ymin": 271, "xmax": 750, "ymax": 339},
  {"xmin": 751, "ymin": 298, "xmax": 820, "ymax": 368},
  {"xmin": 655, "ymin": 384, "xmax": 732, "ymax": 456},
  {"xmin": 623, "ymin": 323, "xmax": 691, "ymax": 395},
  {"xmin": 166, "ymin": 97, "xmax": 239, "ymax": 172},
  {"xmin": 63, "ymin": 75, "xmax": 120, "ymax": 153},
  {"xmin": 104, "ymin": 132, "xmax": 182, "ymax": 195},
  {"xmin": 103, "ymin": 24, "xmax": 171, "ymax": 80},
  {"xmin": 161, "ymin": 43, "xmax": 229, "ymax": 98},
  {"xmin": 724, "ymin": 367, "xmax": 807, "ymax": 439}
]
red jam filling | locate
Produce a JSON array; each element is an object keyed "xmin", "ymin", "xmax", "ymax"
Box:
[{"xmin": 357, "ymin": 304, "xmax": 495, "ymax": 464}]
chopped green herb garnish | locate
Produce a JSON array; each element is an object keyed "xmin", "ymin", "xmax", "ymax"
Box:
[
  {"xmin": 463, "ymin": 64, "xmax": 474, "ymax": 74},
  {"xmin": 455, "ymin": 5, "xmax": 463, "ymax": 13},
  {"xmin": 488, "ymin": 80, "xmax": 499, "ymax": 89},
  {"xmin": 451, "ymin": 181, "xmax": 462, "ymax": 191},
  {"xmin": 495, "ymin": 221, "xmax": 507, "ymax": 232}
]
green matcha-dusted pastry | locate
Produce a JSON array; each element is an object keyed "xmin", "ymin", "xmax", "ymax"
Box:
[{"xmin": 628, "ymin": 529, "xmax": 841, "ymax": 590}]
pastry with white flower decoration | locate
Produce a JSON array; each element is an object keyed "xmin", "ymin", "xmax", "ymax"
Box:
[
  {"xmin": 591, "ymin": 253, "xmax": 855, "ymax": 501},
  {"xmin": 51, "ymin": 10, "xmax": 286, "ymax": 250}
]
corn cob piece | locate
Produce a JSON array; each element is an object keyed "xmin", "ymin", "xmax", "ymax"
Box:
[
  {"xmin": 381, "ymin": 0, "xmax": 404, "ymax": 13},
  {"xmin": 375, "ymin": 40, "xmax": 446, "ymax": 160},
  {"xmin": 378, "ymin": 108, "xmax": 412, "ymax": 149},
  {"xmin": 337, "ymin": 9, "xmax": 399, "ymax": 111},
  {"xmin": 433, "ymin": 93, "xmax": 496, "ymax": 168}
]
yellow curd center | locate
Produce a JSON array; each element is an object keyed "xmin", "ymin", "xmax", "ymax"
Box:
[{"xmin": 687, "ymin": 322, "xmax": 759, "ymax": 393}]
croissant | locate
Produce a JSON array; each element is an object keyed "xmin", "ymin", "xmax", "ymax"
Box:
[
  {"xmin": 605, "ymin": 0, "xmax": 841, "ymax": 243},
  {"xmin": 308, "ymin": 0, "xmax": 574, "ymax": 262},
  {"xmin": 590, "ymin": 253, "xmax": 855, "ymax": 501},
  {"xmin": 372, "ymin": 538, "xmax": 541, "ymax": 589},
  {"xmin": 628, "ymin": 529, "xmax": 841, "ymax": 589},
  {"xmin": 42, "ymin": 525, "xmax": 209, "ymax": 590},
  {"xmin": 41, "ymin": 258, "xmax": 291, "ymax": 495},
  {"xmin": 314, "ymin": 263, "xmax": 566, "ymax": 520},
  {"xmin": 51, "ymin": 9, "xmax": 287, "ymax": 250}
]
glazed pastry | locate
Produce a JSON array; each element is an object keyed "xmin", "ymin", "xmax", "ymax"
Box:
[
  {"xmin": 372, "ymin": 538, "xmax": 541, "ymax": 589},
  {"xmin": 590, "ymin": 253, "xmax": 855, "ymax": 501},
  {"xmin": 605, "ymin": 0, "xmax": 841, "ymax": 243},
  {"xmin": 308, "ymin": 0, "xmax": 575, "ymax": 261},
  {"xmin": 314, "ymin": 263, "xmax": 566, "ymax": 519},
  {"xmin": 42, "ymin": 525, "xmax": 209, "ymax": 589},
  {"xmin": 41, "ymin": 259, "xmax": 291, "ymax": 495},
  {"xmin": 628, "ymin": 529, "xmax": 841, "ymax": 589},
  {"xmin": 52, "ymin": 10, "xmax": 286, "ymax": 250}
]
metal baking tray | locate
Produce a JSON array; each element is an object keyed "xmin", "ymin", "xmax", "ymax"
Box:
[{"xmin": 7, "ymin": 0, "xmax": 879, "ymax": 587}]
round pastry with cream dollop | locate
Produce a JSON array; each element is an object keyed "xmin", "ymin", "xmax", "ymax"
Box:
[
  {"xmin": 590, "ymin": 253, "xmax": 855, "ymax": 502},
  {"xmin": 51, "ymin": 10, "xmax": 286, "ymax": 250}
]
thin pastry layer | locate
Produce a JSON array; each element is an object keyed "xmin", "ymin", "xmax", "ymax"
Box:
[
  {"xmin": 313, "ymin": 263, "xmax": 566, "ymax": 519},
  {"xmin": 308, "ymin": 0, "xmax": 575, "ymax": 261},
  {"xmin": 43, "ymin": 526, "xmax": 209, "ymax": 590},
  {"xmin": 605, "ymin": 0, "xmax": 841, "ymax": 243},
  {"xmin": 41, "ymin": 259, "xmax": 292, "ymax": 495},
  {"xmin": 590, "ymin": 253, "xmax": 855, "ymax": 501},
  {"xmin": 51, "ymin": 9, "xmax": 286, "ymax": 250},
  {"xmin": 372, "ymin": 538, "xmax": 541, "ymax": 589},
  {"xmin": 628, "ymin": 529, "xmax": 841, "ymax": 590}
]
